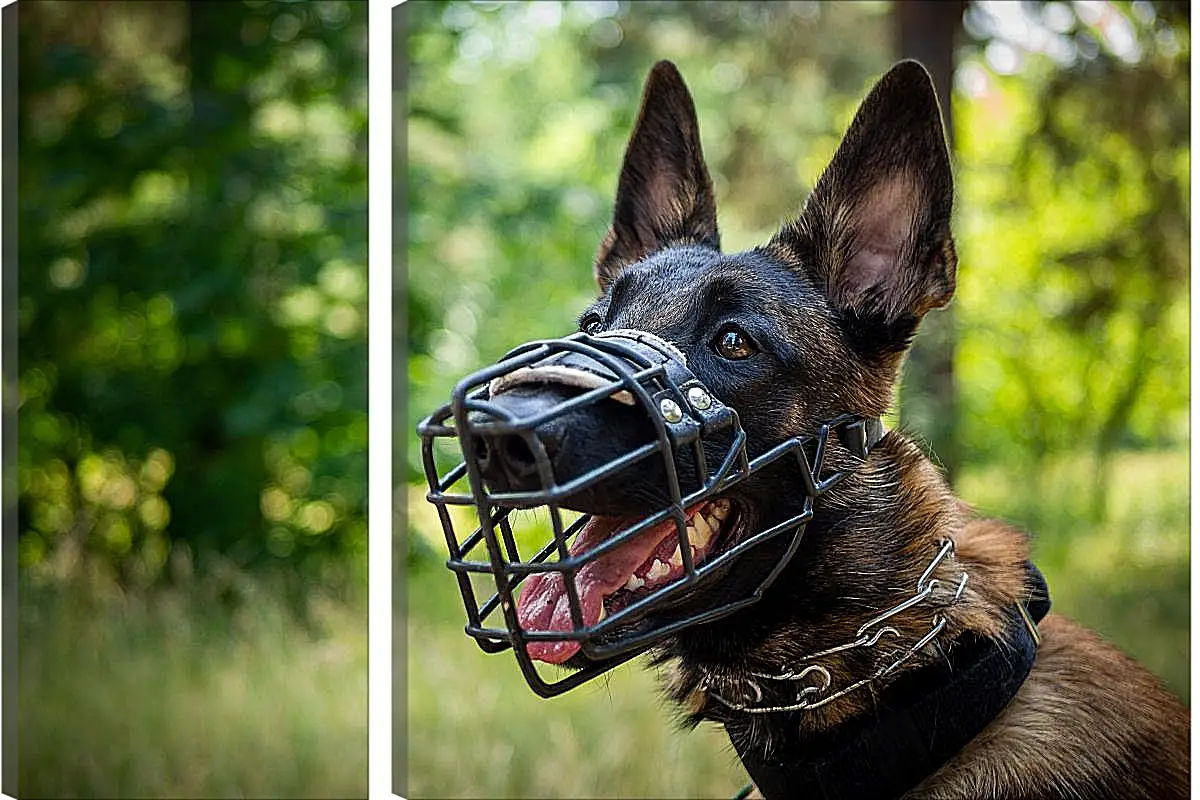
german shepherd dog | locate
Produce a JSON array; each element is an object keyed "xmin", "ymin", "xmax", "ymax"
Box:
[{"xmin": 459, "ymin": 61, "xmax": 1190, "ymax": 798}]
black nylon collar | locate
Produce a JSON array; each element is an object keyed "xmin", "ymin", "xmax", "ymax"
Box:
[{"xmin": 732, "ymin": 563, "xmax": 1051, "ymax": 800}]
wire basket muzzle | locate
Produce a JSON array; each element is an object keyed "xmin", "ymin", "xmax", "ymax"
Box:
[{"xmin": 416, "ymin": 330, "xmax": 848, "ymax": 696}]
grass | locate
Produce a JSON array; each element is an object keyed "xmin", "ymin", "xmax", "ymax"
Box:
[
  {"xmin": 403, "ymin": 447, "xmax": 1188, "ymax": 798},
  {"xmin": 957, "ymin": 448, "xmax": 1190, "ymax": 700},
  {"xmin": 18, "ymin": 573, "xmax": 368, "ymax": 799},
  {"xmin": 402, "ymin": 564, "xmax": 751, "ymax": 799}
]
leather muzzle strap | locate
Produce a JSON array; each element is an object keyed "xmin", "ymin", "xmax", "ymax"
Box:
[{"xmin": 733, "ymin": 564, "xmax": 1051, "ymax": 800}]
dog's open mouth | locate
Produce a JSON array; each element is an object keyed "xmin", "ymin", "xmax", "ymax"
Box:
[{"xmin": 515, "ymin": 497, "xmax": 736, "ymax": 664}]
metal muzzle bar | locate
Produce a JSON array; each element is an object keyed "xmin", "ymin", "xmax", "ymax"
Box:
[{"xmin": 417, "ymin": 329, "xmax": 883, "ymax": 696}]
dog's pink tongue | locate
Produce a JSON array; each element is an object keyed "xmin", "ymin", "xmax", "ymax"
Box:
[{"xmin": 515, "ymin": 512, "xmax": 678, "ymax": 664}]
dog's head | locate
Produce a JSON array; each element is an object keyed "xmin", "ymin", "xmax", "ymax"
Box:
[
  {"xmin": 586, "ymin": 58, "xmax": 954, "ymax": 426},
  {"xmin": 426, "ymin": 60, "xmax": 956, "ymax": 680}
]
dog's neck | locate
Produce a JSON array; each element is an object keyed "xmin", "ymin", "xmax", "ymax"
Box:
[{"xmin": 660, "ymin": 431, "xmax": 1031, "ymax": 754}]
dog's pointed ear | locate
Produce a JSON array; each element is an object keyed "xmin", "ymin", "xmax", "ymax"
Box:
[
  {"xmin": 594, "ymin": 61, "xmax": 720, "ymax": 290},
  {"xmin": 773, "ymin": 60, "xmax": 955, "ymax": 333}
]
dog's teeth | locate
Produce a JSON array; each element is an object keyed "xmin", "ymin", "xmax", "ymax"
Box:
[
  {"xmin": 624, "ymin": 574, "xmax": 645, "ymax": 592},
  {"xmin": 669, "ymin": 545, "xmax": 683, "ymax": 567},
  {"xmin": 690, "ymin": 515, "xmax": 713, "ymax": 548},
  {"xmin": 597, "ymin": 604, "xmax": 607, "ymax": 621},
  {"xmin": 646, "ymin": 560, "xmax": 670, "ymax": 581}
]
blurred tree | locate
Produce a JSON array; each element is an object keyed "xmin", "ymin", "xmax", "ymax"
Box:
[
  {"xmin": 955, "ymin": 0, "xmax": 1189, "ymax": 518},
  {"xmin": 896, "ymin": 0, "xmax": 967, "ymax": 477},
  {"xmin": 17, "ymin": 0, "xmax": 368, "ymax": 592}
]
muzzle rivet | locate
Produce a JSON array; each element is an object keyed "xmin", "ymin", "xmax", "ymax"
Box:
[
  {"xmin": 686, "ymin": 386, "xmax": 712, "ymax": 411},
  {"xmin": 660, "ymin": 398, "xmax": 684, "ymax": 423}
]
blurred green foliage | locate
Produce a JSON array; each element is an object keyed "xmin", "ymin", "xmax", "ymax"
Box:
[
  {"xmin": 17, "ymin": 0, "xmax": 368, "ymax": 592},
  {"xmin": 404, "ymin": 2, "xmax": 1188, "ymax": 797},
  {"xmin": 17, "ymin": 3, "xmax": 368, "ymax": 797},
  {"xmin": 955, "ymin": 1, "xmax": 1189, "ymax": 509}
]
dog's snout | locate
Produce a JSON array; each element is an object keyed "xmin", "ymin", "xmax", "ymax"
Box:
[
  {"xmin": 474, "ymin": 428, "xmax": 554, "ymax": 484},
  {"xmin": 471, "ymin": 386, "xmax": 570, "ymax": 491},
  {"xmin": 463, "ymin": 337, "xmax": 707, "ymax": 514},
  {"xmin": 468, "ymin": 374, "xmax": 665, "ymax": 513},
  {"xmin": 498, "ymin": 435, "xmax": 539, "ymax": 477}
]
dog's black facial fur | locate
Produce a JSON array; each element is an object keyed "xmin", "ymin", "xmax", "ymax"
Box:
[{"xmin": 488, "ymin": 59, "xmax": 957, "ymax": 664}]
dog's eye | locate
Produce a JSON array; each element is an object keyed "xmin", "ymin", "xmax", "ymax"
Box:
[
  {"xmin": 580, "ymin": 313, "xmax": 604, "ymax": 335},
  {"xmin": 713, "ymin": 325, "xmax": 757, "ymax": 360}
]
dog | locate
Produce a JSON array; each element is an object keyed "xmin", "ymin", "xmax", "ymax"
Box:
[{"xmin": 439, "ymin": 60, "xmax": 1190, "ymax": 799}]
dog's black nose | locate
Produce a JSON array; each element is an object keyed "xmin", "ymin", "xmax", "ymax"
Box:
[
  {"xmin": 471, "ymin": 386, "xmax": 570, "ymax": 492},
  {"xmin": 473, "ymin": 426, "xmax": 550, "ymax": 484}
]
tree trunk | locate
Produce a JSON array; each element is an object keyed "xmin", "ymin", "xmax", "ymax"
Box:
[{"xmin": 895, "ymin": 0, "xmax": 966, "ymax": 479}]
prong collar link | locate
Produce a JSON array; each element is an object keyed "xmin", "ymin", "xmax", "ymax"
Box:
[{"xmin": 706, "ymin": 539, "xmax": 969, "ymax": 714}]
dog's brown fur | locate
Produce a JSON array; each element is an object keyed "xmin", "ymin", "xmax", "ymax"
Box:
[
  {"xmin": 676, "ymin": 450, "xmax": 1190, "ymax": 800},
  {"xmin": 666, "ymin": 444, "xmax": 1190, "ymax": 798},
  {"xmin": 597, "ymin": 61, "xmax": 1191, "ymax": 799}
]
